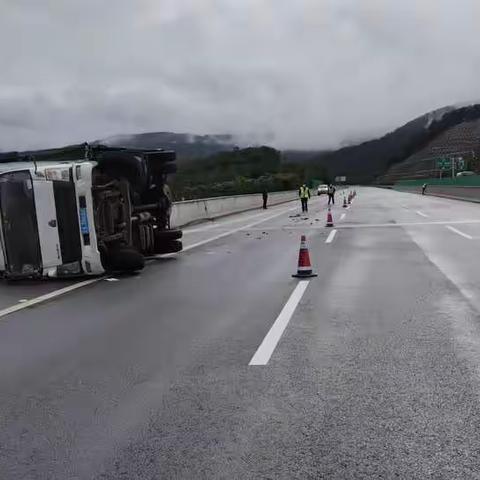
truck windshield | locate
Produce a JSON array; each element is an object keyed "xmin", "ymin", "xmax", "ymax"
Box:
[{"xmin": 0, "ymin": 171, "xmax": 41, "ymax": 277}]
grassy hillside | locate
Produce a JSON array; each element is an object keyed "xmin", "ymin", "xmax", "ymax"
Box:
[
  {"xmin": 171, "ymin": 146, "xmax": 329, "ymax": 200},
  {"xmin": 310, "ymin": 104, "xmax": 480, "ymax": 183}
]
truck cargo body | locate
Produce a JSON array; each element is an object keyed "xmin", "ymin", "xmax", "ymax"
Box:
[{"xmin": 0, "ymin": 145, "xmax": 182, "ymax": 279}]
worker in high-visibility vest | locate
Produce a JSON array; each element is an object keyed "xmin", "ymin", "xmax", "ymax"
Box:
[{"xmin": 299, "ymin": 184, "xmax": 311, "ymax": 212}]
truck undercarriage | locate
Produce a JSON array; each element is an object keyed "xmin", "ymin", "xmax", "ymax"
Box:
[
  {"xmin": 91, "ymin": 160, "xmax": 182, "ymax": 271},
  {"xmin": 0, "ymin": 143, "xmax": 182, "ymax": 277}
]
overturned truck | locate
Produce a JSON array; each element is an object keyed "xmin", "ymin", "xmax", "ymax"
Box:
[{"xmin": 0, "ymin": 143, "xmax": 182, "ymax": 279}]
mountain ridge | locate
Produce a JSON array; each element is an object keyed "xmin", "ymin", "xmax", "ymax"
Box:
[{"xmin": 97, "ymin": 103, "xmax": 480, "ymax": 182}]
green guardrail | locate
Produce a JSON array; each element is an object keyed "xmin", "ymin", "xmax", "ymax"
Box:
[{"xmin": 396, "ymin": 175, "xmax": 480, "ymax": 187}]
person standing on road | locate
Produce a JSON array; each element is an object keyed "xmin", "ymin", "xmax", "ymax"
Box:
[
  {"xmin": 327, "ymin": 184, "xmax": 336, "ymax": 205},
  {"xmin": 299, "ymin": 184, "xmax": 311, "ymax": 212},
  {"xmin": 262, "ymin": 189, "xmax": 268, "ymax": 209},
  {"xmin": 422, "ymin": 183, "xmax": 427, "ymax": 195}
]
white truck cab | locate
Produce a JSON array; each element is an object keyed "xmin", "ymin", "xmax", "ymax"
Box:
[{"xmin": 0, "ymin": 144, "xmax": 181, "ymax": 279}]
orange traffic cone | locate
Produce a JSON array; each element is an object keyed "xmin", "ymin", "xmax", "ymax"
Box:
[
  {"xmin": 343, "ymin": 196, "xmax": 347, "ymax": 208},
  {"xmin": 326, "ymin": 207, "xmax": 334, "ymax": 227},
  {"xmin": 292, "ymin": 235, "xmax": 317, "ymax": 278}
]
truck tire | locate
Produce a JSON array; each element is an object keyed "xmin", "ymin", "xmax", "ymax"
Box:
[
  {"xmin": 104, "ymin": 246, "xmax": 145, "ymax": 272},
  {"xmin": 154, "ymin": 240, "xmax": 182, "ymax": 254},
  {"xmin": 155, "ymin": 229, "xmax": 183, "ymax": 242}
]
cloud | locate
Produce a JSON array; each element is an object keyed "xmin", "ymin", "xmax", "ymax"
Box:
[{"xmin": 1, "ymin": 0, "xmax": 480, "ymax": 150}]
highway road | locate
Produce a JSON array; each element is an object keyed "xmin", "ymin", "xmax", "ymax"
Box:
[{"xmin": 2, "ymin": 188, "xmax": 480, "ymax": 478}]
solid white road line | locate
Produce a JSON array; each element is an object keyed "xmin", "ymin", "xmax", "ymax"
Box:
[
  {"xmin": 1, "ymin": 200, "xmax": 322, "ymax": 321},
  {"xmin": 184, "ymin": 198, "xmax": 326, "ymax": 234},
  {"xmin": 0, "ymin": 278, "xmax": 101, "ymax": 320},
  {"xmin": 181, "ymin": 203, "xmax": 303, "ymax": 252},
  {"xmin": 416, "ymin": 210, "xmax": 429, "ymax": 218},
  {"xmin": 325, "ymin": 229, "xmax": 337, "ymax": 243},
  {"xmin": 183, "ymin": 206, "xmax": 288, "ymax": 234},
  {"xmin": 340, "ymin": 213, "xmax": 346, "ymax": 221},
  {"xmin": 249, "ymin": 280, "xmax": 310, "ymax": 365},
  {"xmin": 446, "ymin": 225, "xmax": 473, "ymax": 239}
]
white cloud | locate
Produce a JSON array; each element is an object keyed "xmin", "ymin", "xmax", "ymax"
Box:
[{"xmin": 1, "ymin": 0, "xmax": 480, "ymax": 150}]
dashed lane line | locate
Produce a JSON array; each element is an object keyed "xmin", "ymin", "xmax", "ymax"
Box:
[
  {"xmin": 249, "ymin": 280, "xmax": 310, "ymax": 366},
  {"xmin": 416, "ymin": 210, "xmax": 429, "ymax": 218},
  {"xmin": 446, "ymin": 225, "xmax": 473, "ymax": 240},
  {"xmin": 325, "ymin": 229, "xmax": 337, "ymax": 243},
  {"xmin": 340, "ymin": 213, "xmax": 346, "ymax": 221}
]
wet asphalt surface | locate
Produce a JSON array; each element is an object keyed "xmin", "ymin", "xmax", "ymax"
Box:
[{"xmin": 2, "ymin": 188, "xmax": 480, "ymax": 478}]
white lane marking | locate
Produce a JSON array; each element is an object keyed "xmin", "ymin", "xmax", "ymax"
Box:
[
  {"xmin": 184, "ymin": 198, "xmax": 326, "ymax": 234},
  {"xmin": 0, "ymin": 278, "xmax": 100, "ymax": 320},
  {"xmin": 340, "ymin": 213, "xmax": 346, "ymax": 221},
  {"xmin": 184, "ymin": 208, "xmax": 282, "ymax": 234},
  {"xmin": 0, "ymin": 200, "xmax": 323, "ymax": 320},
  {"xmin": 221, "ymin": 219, "xmax": 480, "ymax": 231},
  {"xmin": 180, "ymin": 203, "xmax": 303, "ymax": 253},
  {"xmin": 416, "ymin": 210, "xmax": 428, "ymax": 218},
  {"xmin": 325, "ymin": 229, "xmax": 337, "ymax": 243},
  {"xmin": 249, "ymin": 280, "xmax": 310, "ymax": 365},
  {"xmin": 446, "ymin": 225, "xmax": 473, "ymax": 239},
  {"xmin": 406, "ymin": 229, "xmax": 480, "ymax": 312}
]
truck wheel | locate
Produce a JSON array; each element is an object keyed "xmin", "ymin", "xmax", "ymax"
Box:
[
  {"xmin": 154, "ymin": 240, "xmax": 182, "ymax": 254},
  {"xmin": 104, "ymin": 246, "xmax": 145, "ymax": 272},
  {"xmin": 155, "ymin": 229, "xmax": 183, "ymax": 242}
]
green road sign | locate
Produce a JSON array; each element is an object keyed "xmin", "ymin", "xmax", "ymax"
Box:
[{"xmin": 437, "ymin": 158, "xmax": 451, "ymax": 170}]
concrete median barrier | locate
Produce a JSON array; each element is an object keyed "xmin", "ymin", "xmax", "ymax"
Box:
[{"xmin": 170, "ymin": 190, "xmax": 298, "ymax": 227}]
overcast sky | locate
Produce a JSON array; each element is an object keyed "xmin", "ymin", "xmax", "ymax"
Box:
[{"xmin": 1, "ymin": 0, "xmax": 480, "ymax": 151}]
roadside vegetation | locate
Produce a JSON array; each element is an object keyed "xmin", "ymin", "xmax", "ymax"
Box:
[{"xmin": 170, "ymin": 146, "xmax": 329, "ymax": 200}]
